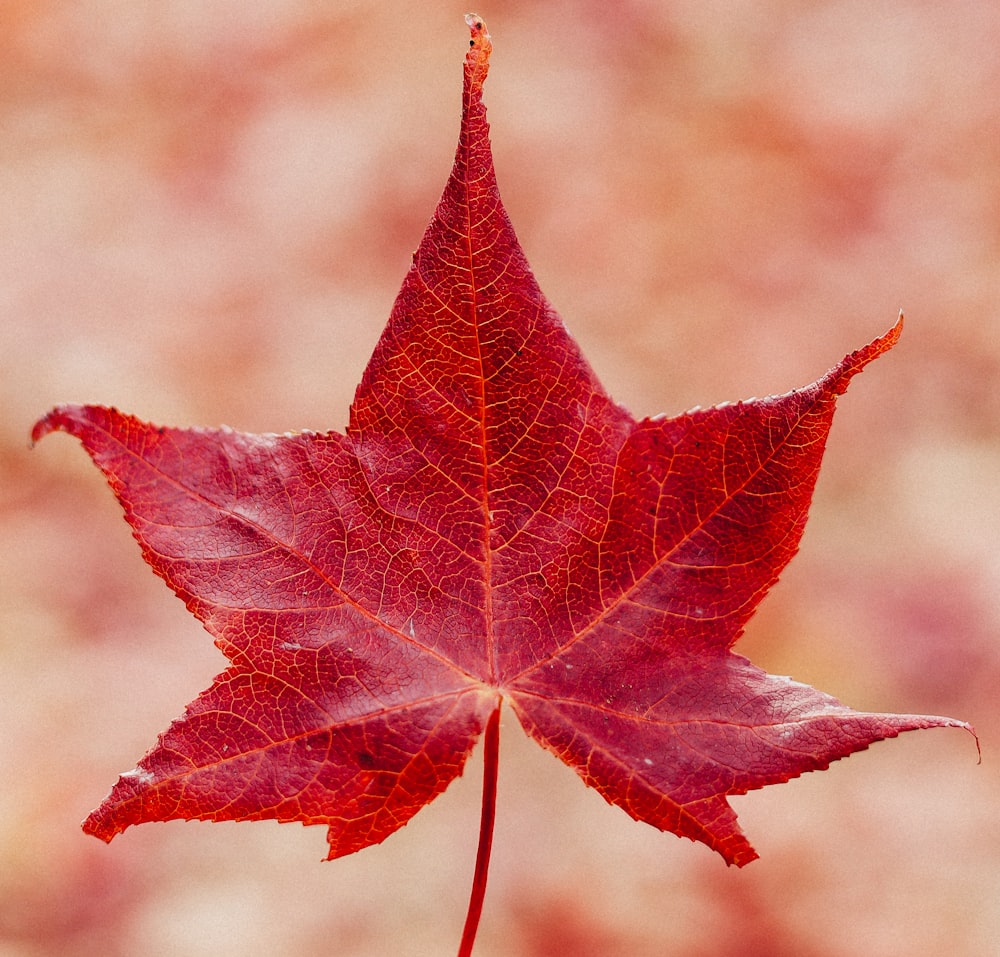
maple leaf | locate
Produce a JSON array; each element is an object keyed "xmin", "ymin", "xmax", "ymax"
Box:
[{"xmin": 34, "ymin": 14, "xmax": 973, "ymax": 955}]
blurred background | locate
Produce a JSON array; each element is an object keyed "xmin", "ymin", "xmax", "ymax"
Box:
[{"xmin": 2, "ymin": 2, "xmax": 997, "ymax": 955}]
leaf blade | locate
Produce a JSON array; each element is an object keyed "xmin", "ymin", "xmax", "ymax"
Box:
[{"xmin": 32, "ymin": 18, "xmax": 974, "ymax": 883}]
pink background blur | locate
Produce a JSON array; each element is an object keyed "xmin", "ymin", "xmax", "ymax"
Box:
[{"xmin": 3, "ymin": 3, "xmax": 997, "ymax": 955}]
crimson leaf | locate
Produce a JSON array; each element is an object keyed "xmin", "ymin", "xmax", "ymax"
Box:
[{"xmin": 34, "ymin": 14, "xmax": 972, "ymax": 953}]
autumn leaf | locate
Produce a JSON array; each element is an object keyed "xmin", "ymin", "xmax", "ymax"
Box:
[{"xmin": 33, "ymin": 14, "xmax": 972, "ymax": 955}]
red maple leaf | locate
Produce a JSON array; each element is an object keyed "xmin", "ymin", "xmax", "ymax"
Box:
[{"xmin": 34, "ymin": 15, "xmax": 972, "ymax": 956}]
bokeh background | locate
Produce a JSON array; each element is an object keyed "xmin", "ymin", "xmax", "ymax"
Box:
[{"xmin": 2, "ymin": 2, "xmax": 997, "ymax": 955}]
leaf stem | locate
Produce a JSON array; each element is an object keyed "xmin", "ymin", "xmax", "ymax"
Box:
[{"xmin": 457, "ymin": 700, "xmax": 501, "ymax": 957}]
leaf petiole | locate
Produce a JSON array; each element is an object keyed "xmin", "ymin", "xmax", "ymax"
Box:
[{"xmin": 457, "ymin": 699, "xmax": 501, "ymax": 957}]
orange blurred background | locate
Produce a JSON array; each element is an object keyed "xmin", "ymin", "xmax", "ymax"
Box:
[{"xmin": 3, "ymin": 3, "xmax": 997, "ymax": 955}]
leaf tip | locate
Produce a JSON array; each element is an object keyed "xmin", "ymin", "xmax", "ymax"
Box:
[
  {"xmin": 824, "ymin": 314, "xmax": 904, "ymax": 396},
  {"xmin": 82, "ymin": 764, "xmax": 161, "ymax": 844},
  {"xmin": 464, "ymin": 13, "xmax": 492, "ymax": 91},
  {"xmin": 82, "ymin": 804, "xmax": 120, "ymax": 844},
  {"xmin": 31, "ymin": 404, "xmax": 95, "ymax": 446},
  {"xmin": 30, "ymin": 408, "xmax": 64, "ymax": 446},
  {"xmin": 896, "ymin": 712, "xmax": 980, "ymax": 761},
  {"xmin": 731, "ymin": 846, "xmax": 760, "ymax": 868},
  {"xmin": 81, "ymin": 816, "xmax": 116, "ymax": 844},
  {"xmin": 955, "ymin": 719, "xmax": 982, "ymax": 764}
]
